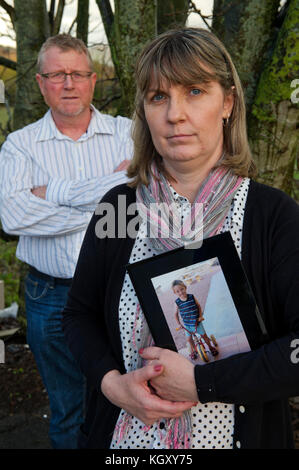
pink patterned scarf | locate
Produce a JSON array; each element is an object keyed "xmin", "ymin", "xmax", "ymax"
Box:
[{"xmin": 136, "ymin": 162, "xmax": 244, "ymax": 251}]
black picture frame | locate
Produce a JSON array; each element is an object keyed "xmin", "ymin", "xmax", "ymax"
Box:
[{"xmin": 127, "ymin": 232, "xmax": 268, "ymax": 365}]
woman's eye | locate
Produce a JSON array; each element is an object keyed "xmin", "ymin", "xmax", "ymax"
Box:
[
  {"xmin": 190, "ymin": 88, "xmax": 202, "ymax": 96},
  {"xmin": 152, "ymin": 93, "xmax": 165, "ymax": 102}
]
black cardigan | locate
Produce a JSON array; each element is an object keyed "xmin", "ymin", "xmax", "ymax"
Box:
[{"xmin": 62, "ymin": 180, "xmax": 299, "ymax": 449}]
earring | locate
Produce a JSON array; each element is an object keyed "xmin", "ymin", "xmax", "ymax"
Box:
[{"xmin": 223, "ymin": 115, "xmax": 230, "ymax": 127}]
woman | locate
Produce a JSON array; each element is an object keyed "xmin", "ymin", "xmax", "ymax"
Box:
[{"xmin": 62, "ymin": 28, "xmax": 299, "ymax": 449}]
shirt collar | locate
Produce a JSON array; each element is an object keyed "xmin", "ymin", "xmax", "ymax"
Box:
[
  {"xmin": 168, "ymin": 182, "xmax": 189, "ymax": 204},
  {"xmin": 35, "ymin": 104, "xmax": 115, "ymax": 142},
  {"xmin": 168, "ymin": 178, "xmax": 248, "ymax": 228},
  {"xmin": 230, "ymin": 178, "xmax": 249, "ymax": 227}
]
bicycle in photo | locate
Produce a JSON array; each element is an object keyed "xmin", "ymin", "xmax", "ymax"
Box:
[{"xmin": 176, "ymin": 322, "xmax": 218, "ymax": 363}]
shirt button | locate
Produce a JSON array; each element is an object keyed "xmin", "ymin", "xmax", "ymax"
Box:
[
  {"xmin": 239, "ymin": 405, "xmax": 245, "ymax": 413},
  {"xmin": 236, "ymin": 441, "xmax": 241, "ymax": 448}
]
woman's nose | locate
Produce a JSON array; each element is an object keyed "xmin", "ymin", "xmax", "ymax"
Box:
[{"xmin": 167, "ymin": 96, "xmax": 186, "ymax": 123}]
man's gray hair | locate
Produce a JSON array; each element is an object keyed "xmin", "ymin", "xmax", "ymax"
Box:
[{"xmin": 37, "ymin": 34, "xmax": 94, "ymax": 73}]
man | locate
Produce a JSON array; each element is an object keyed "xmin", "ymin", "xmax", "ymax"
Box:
[{"xmin": 0, "ymin": 34, "xmax": 133, "ymax": 449}]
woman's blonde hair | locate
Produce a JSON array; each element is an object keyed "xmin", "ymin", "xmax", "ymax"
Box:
[{"xmin": 128, "ymin": 28, "xmax": 256, "ymax": 187}]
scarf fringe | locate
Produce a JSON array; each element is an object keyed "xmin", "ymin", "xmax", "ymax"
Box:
[
  {"xmin": 160, "ymin": 413, "xmax": 192, "ymax": 449},
  {"xmin": 113, "ymin": 412, "xmax": 132, "ymax": 445},
  {"xmin": 113, "ymin": 412, "xmax": 191, "ymax": 449},
  {"xmin": 114, "ymin": 302, "xmax": 192, "ymax": 449}
]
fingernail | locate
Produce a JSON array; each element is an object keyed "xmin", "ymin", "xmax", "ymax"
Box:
[
  {"xmin": 154, "ymin": 365, "xmax": 162, "ymax": 372},
  {"xmin": 139, "ymin": 348, "xmax": 144, "ymax": 354}
]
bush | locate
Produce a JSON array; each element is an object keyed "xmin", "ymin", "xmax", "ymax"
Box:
[{"xmin": 0, "ymin": 238, "xmax": 25, "ymax": 311}]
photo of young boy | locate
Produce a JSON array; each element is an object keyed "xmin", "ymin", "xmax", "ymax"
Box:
[
  {"xmin": 172, "ymin": 280, "xmax": 218, "ymax": 361},
  {"xmin": 151, "ymin": 257, "xmax": 251, "ymax": 365}
]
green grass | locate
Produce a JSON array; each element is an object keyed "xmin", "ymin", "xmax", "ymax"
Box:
[
  {"xmin": 0, "ymin": 239, "xmax": 22, "ymax": 307},
  {"xmin": 0, "ymin": 105, "xmax": 9, "ymax": 123},
  {"xmin": 0, "ymin": 105, "xmax": 12, "ymax": 145}
]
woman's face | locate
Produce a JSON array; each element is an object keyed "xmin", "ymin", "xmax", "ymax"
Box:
[{"xmin": 144, "ymin": 77, "xmax": 234, "ymax": 172}]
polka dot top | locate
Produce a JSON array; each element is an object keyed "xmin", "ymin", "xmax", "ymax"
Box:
[{"xmin": 110, "ymin": 177, "xmax": 250, "ymax": 449}]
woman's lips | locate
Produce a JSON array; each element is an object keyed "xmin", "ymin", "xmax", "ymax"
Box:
[{"xmin": 167, "ymin": 134, "xmax": 194, "ymax": 142}]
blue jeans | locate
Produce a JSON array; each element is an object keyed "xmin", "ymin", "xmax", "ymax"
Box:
[{"xmin": 25, "ymin": 273, "xmax": 85, "ymax": 449}]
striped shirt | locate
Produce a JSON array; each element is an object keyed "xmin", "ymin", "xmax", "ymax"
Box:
[
  {"xmin": 175, "ymin": 294, "xmax": 199, "ymax": 328},
  {"xmin": 0, "ymin": 106, "xmax": 133, "ymax": 278}
]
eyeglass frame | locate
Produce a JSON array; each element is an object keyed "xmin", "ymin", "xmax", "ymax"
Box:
[{"xmin": 39, "ymin": 71, "xmax": 94, "ymax": 83}]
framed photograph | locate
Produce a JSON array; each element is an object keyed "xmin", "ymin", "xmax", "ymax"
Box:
[{"xmin": 127, "ymin": 232, "xmax": 268, "ymax": 366}]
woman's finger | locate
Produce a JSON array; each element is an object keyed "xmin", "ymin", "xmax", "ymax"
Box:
[
  {"xmin": 139, "ymin": 346, "xmax": 163, "ymax": 360},
  {"xmin": 145, "ymin": 390, "xmax": 196, "ymax": 417},
  {"xmin": 133, "ymin": 362, "xmax": 164, "ymax": 384}
]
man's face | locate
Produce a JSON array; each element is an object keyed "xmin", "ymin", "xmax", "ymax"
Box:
[{"xmin": 36, "ymin": 46, "xmax": 97, "ymax": 119}]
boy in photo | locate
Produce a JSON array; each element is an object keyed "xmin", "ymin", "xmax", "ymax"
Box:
[{"xmin": 172, "ymin": 280, "xmax": 218, "ymax": 360}]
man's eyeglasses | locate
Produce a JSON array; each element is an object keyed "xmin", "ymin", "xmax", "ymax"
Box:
[{"xmin": 40, "ymin": 71, "xmax": 93, "ymax": 83}]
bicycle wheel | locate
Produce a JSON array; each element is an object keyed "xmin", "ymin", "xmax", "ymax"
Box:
[{"xmin": 197, "ymin": 343, "xmax": 209, "ymax": 363}]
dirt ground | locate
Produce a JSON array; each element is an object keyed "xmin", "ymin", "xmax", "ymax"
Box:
[
  {"xmin": 0, "ymin": 324, "xmax": 298, "ymax": 450},
  {"xmin": 0, "ymin": 325, "xmax": 51, "ymax": 449}
]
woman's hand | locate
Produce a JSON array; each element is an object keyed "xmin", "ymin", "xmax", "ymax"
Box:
[
  {"xmin": 101, "ymin": 365, "xmax": 196, "ymax": 426},
  {"xmin": 139, "ymin": 347, "xmax": 199, "ymax": 403}
]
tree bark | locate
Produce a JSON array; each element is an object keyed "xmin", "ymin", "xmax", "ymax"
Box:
[
  {"xmin": 212, "ymin": 0, "xmax": 280, "ymax": 115},
  {"xmin": 248, "ymin": 0, "xmax": 299, "ymax": 195},
  {"xmin": 96, "ymin": 0, "xmax": 114, "ymax": 40},
  {"xmin": 97, "ymin": 0, "xmax": 189, "ymax": 117},
  {"xmin": 53, "ymin": 0, "xmax": 65, "ymax": 36},
  {"xmin": 157, "ymin": 0, "xmax": 188, "ymax": 34},
  {"xmin": 96, "ymin": 0, "xmax": 156, "ymax": 117},
  {"xmin": 13, "ymin": 0, "xmax": 48, "ymax": 130},
  {"xmin": 76, "ymin": 0, "xmax": 89, "ymax": 44},
  {"xmin": 0, "ymin": 0, "xmax": 15, "ymax": 27},
  {"xmin": 0, "ymin": 56, "xmax": 17, "ymax": 70}
]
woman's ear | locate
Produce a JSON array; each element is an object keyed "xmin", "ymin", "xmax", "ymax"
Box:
[{"xmin": 222, "ymin": 86, "xmax": 235, "ymax": 119}]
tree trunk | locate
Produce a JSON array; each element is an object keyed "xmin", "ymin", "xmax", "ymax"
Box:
[
  {"xmin": 212, "ymin": 0, "xmax": 280, "ymax": 115},
  {"xmin": 52, "ymin": 0, "xmax": 65, "ymax": 36},
  {"xmin": 113, "ymin": 0, "xmax": 157, "ymax": 117},
  {"xmin": 13, "ymin": 0, "xmax": 48, "ymax": 130},
  {"xmin": 157, "ymin": 0, "xmax": 189, "ymax": 34},
  {"xmin": 97, "ymin": 0, "xmax": 190, "ymax": 117},
  {"xmin": 248, "ymin": 0, "xmax": 299, "ymax": 195},
  {"xmin": 97, "ymin": 0, "xmax": 156, "ymax": 117},
  {"xmin": 77, "ymin": 0, "xmax": 89, "ymax": 44},
  {"xmin": 0, "ymin": 56, "xmax": 17, "ymax": 70}
]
